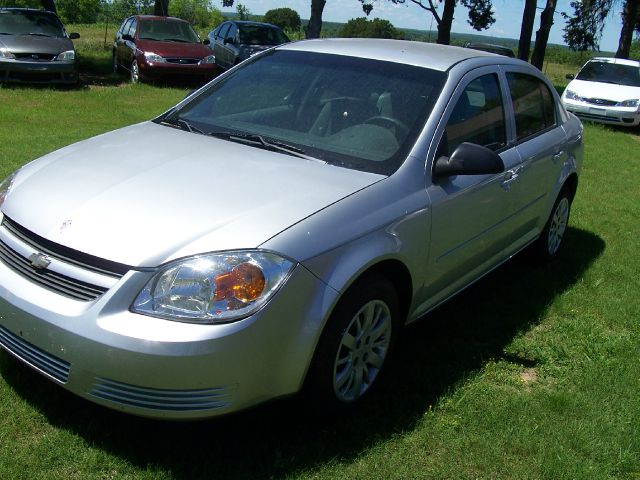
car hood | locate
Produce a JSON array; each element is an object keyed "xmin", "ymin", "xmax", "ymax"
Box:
[
  {"xmin": 0, "ymin": 34, "xmax": 74, "ymax": 55},
  {"xmin": 4, "ymin": 122, "xmax": 383, "ymax": 268},
  {"xmin": 136, "ymin": 39, "xmax": 212, "ymax": 58},
  {"xmin": 566, "ymin": 79, "xmax": 640, "ymax": 101}
]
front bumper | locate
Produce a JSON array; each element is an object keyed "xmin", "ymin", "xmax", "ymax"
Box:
[
  {"xmin": 0, "ymin": 236, "xmax": 337, "ymax": 419},
  {"xmin": 138, "ymin": 59, "xmax": 219, "ymax": 83},
  {"xmin": 0, "ymin": 59, "xmax": 78, "ymax": 85},
  {"xmin": 562, "ymin": 100, "xmax": 640, "ymax": 127}
]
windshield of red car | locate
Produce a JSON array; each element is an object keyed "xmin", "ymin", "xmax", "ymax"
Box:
[{"xmin": 138, "ymin": 19, "xmax": 200, "ymax": 43}]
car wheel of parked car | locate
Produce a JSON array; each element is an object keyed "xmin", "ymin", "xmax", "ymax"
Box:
[
  {"xmin": 536, "ymin": 188, "xmax": 572, "ymax": 259},
  {"xmin": 112, "ymin": 52, "xmax": 120, "ymax": 74},
  {"xmin": 307, "ymin": 274, "xmax": 399, "ymax": 410},
  {"xmin": 130, "ymin": 60, "xmax": 140, "ymax": 83}
]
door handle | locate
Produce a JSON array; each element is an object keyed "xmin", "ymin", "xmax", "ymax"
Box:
[
  {"xmin": 501, "ymin": 169, "xmax": 520, "ymax": 191},
  {"xmin": 552, "ymin": 151, "xmax": 564, "ymax": 163}
]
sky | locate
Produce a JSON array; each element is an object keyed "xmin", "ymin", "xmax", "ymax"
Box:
[{"xmin": 224, "ymin": 0, "xmax": 625, "ymax": 53}]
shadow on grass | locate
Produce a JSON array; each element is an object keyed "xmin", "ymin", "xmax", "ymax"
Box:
[{"xmin": 0, "ymin": 227, "xmax": 605, "ymax": 479}]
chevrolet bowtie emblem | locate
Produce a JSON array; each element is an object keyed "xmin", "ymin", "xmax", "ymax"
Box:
[{"xmin": 28, "ymin": 252, "xmax": 51, "ymax": 270}]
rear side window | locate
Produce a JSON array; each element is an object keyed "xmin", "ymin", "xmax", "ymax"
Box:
[
  {"xmin": 507, "ymin": 72, "xmax": 556, "ymax": 141},
  {"xmin": 443, "ymin": 73, "xmax": 506, "ymax": 155}
]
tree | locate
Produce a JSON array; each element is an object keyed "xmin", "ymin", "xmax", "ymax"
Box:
[
  {"xmin": 154, "ymin": 0, "xmax": 169, "ymax": 16},
  {"xmin": 616, "ymin": 0, "xmax": 640, "ymax": 58},
  {"xmin": 517, "ymin": 0, "xmax": 536, "ymax": 61},
  {"xmin": 169, "ymin": 0, "xmax": 223, "ymax": 27},
  {"xmin": 562, "ymin": 0, "xmax": 612, "ymax": 51},
  {"xmin": 235, "ymin": 3, "xmax": 250, "ymax": 20},
  {"xmin": 358, "ymin": 0, "xmax": 495, "ymax": 45},
  {"xmin": 56, "ymin": 0, "xmax": 101, "ymax": 23},
  {"xmin": 339, "ymin": 17, "xmax": 402, "ymax": 38},
  {"xmin": 530, "ymin": 0, "xmax": 557, "ymax": 70},
  {"xmin": 264, "ymin": 7, "xmax": 301, "ymax": 31},
  {"xmin": 307, "ymin": 0, "xmax": 326, "ymax": 39}
]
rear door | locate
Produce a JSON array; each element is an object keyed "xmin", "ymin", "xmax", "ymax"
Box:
[{"xmin": 501, "ymin": 70, "xmax": 568, "ymax": 251}]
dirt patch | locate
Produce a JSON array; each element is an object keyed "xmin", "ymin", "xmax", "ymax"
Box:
[{"xmin": 520, "ymin": 368, "xmax": 538, "ymax": 386}]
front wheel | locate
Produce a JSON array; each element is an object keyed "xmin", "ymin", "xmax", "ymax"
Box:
[
  {"xmin": 534, "ymin": 188, "xmax": 572, "ymax": 259},
  {"xmin": 306, "ymin": 274, "xmax": 400, "ymax": 411},
  {"xmin": 130, "ymin": 60, "xmax": 140, "ymax": 83}
]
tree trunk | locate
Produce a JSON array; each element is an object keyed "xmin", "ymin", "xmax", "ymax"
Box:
[
  {"xmin": 615, "ymin": 0, "xmax": 639, "ymax": 58},
  {"xmin": 531, "ymin": 0, "xmax": 557, "ymax": 70},
  {"xmin": 40, "ymin": 0, "xmax": 57, "ymax": 13},
  {"xmin": 436, "ymin": 0, "xmax": 456, "ymax": 45},
  {"xmin": 518, "ymin": 0, "xmax": 537, "ymax": 61},
  {"xmin": 307, "ymin": 0, "xmax": 326, "ymax": 39},
  {"xmin": 154, "ymin": 0, "xmax": 170, "ymax": 16}
]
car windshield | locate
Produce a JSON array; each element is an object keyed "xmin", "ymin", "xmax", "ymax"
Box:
[
  {"xmin": 164, "ymin": 50, "xmax": 445, "ymax": 175},
  {"xmin": 576, "ymin": 60, "xmax": 640, "ymax": 87},
  {"xmin": 239, "ymin": 25, "xmax": 288, "ymax": 45},
  {"xmin": 138, "ymin": 19, "xmax": 200, "ymax": 43},
  {"xmin": 0, "ymin": 10, "xmax": 65, "ymax": 37}
]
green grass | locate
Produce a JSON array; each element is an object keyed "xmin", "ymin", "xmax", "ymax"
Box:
[{"xmin": 1, "ymin": 39, "xmax": 640, "ymax": 479}]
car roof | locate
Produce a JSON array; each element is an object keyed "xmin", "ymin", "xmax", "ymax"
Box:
[
  {"xmin": 278, "ymin": 38, "xmax": 515, "ymax": 72},
  {"xmin": 0, "ymin": 7, "xmax": 57, "ymax": 14},
  {"xmin": 133, "ymin": 15, "xmax": 188, "ymax": 23},
  {"xmin": 231, "ymin": 20, "xmax": 281, "ymax": 29},
  {"xmin": 588, "ymin": 57, "xmax": 640, "ymax": 67}
]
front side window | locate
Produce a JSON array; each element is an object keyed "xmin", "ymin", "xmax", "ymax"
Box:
[
  {"xmin": 507, "ymin": 72, "xmax": 556, "ymax": 141},
  {"xmin": 443, "ymin": 73, "xmax": 506, "ymax": 155},
  {"xmin": 164, "ymin": 50, "xmax": 446, "ymax": 175}
]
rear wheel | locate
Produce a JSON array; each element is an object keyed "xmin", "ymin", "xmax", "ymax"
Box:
[
  {"xmin": 534, "ymin": 188, "xmax": 572, "ymax": 259},
  {"xmin": 112, "ymin": 52, "xmax": 120, "ymax": 74},
  {"xmin": 306, "ymin": 274, "xmax": 399, "ymax": 411}
]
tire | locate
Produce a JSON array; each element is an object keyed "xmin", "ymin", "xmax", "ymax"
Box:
[
  {"xmin": 534, "ymin": 187, "xmax": 572, "ymax": 260},
  {"xmin": 130, "ymin": 60, "xmax": 140, "ymax": 83},
  {"xmin": 112, "ymin": 52, "xmax": 120, "ymax": 74},
  {"xmin": 306, "ymin": 274, "xmax": 400, "ymax": 411}
]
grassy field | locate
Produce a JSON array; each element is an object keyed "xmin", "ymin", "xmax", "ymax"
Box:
[{"xmin": 1, "ymin": 25, "xmax": 640, "ymax": 480}]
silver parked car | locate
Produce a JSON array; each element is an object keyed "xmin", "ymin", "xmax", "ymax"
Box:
[{"xmin": 0, "ymin": 39, "xmax": 583, "ymax": 419}]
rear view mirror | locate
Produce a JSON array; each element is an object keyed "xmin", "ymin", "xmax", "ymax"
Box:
[
  {"xmin": 433, "ymin": 142, "xmax": 504, "ymax": 179},
  {"xmin": 565, "ymin": 73, "xmax": 575, "ymax": 80},
  {"xmin": 68, "ymin": 32, "xmax": 80, "ymax": 40}
]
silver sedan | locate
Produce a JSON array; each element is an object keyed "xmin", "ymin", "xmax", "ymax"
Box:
[{"xmin": 0, "ymin": 39, "xmax": 583, "ymax": 419}]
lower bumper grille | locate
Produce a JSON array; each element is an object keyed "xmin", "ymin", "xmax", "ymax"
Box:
[
  {"xmin": 90, "ymin": 378, "xmax": 234, "ymax": 411},
  {"xmin": 0, "ymin": 325, "xmax": 70, "ymax": 383}
]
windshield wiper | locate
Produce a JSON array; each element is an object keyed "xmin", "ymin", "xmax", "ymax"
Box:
[
  {"xmin": 26, "ymin": 32, "xmax": 54, "ymax": 37},
  {"xmin": 161, "ymin": 118, "xmax": 204, "ymax": 134},
  {"xmin": 165, "ymin": 38, "xmax": 189, "ymax": 43},
  {"xmin": 209, "ymin": 131, "xmax": 325, "ymax": 163}
]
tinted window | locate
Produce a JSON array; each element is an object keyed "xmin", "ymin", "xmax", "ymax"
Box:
[
  {"xmin": 576, "ymin": 60, "xmax": 640, "ymax": 87},
  {"xmin": 507, "ymin": 73, "xmax": 556, "ymax": 141},
  {"xmin": 119, "ymin": 18, "xmax": 132, "ymax": 35},
  {"xmin": 226, "ymin": 24, "xmax": 238, "ymax": 41},
  {"xmin": 217, "ymin": 23, "xmax": 230, "ymax": 41},
  {"xmin": 138, "ymin": 19, "xmax": 199, "ymax": 43},
  {"xmin": 239, "ymin": 25, "xmax": 289, "ymax": 45},
  {"xmin": 0, "ymin": 10, "xmax": 64, "ymax": 37},
  {"xmin": 168, "ymin": 50, "xmax": 446, "ymax": 175},
  {"xmin": 126, "ymin": 18, "xmax": 137, "ymax": 38},
  {"xmin": 444, "ymin": 74, "xmax": 506, "ymax": 155}
]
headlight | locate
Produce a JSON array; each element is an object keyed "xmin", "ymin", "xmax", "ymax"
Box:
[
  {"xmin": 56, "ymin": 50, "xmax": 75, "ymax": 61},
  {"xmin": 0, "ymin": 48, "xmax": 15, "ymax": 60},
  {"xmin": 132, "ymin": 250, "xmax": 294, "ymax": 323},
  {"xmin": 0, "ymin": 170, "xmax": 19, "ymax": 208},
  {"xmin": 144, "ymin": 52, "xmax": 166, "ymax": 63},
  {"xmin": 564, "ymin": 90, "xmax": 582, "ymax": 102},
  {"xmin": 198, "ymin": 54, "xmax": 216, "ymax": 65},
  {"xmin": 617, "ymin": 99, "xmax": 639, "ymax": 108}
]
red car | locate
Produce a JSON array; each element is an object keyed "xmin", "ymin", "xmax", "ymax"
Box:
[{"xmin": 112, "ymin": 15, "xmax": 218, "ymax": 84}]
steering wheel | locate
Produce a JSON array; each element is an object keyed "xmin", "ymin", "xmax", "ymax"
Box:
[{"xmin": 363, "ymin": 116, "xmax": 410, "ymax": 137}]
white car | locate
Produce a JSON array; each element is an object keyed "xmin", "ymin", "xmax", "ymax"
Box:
[{"xmin": 561, "ymin": 57, "xmax": 640, "ymax": 127}]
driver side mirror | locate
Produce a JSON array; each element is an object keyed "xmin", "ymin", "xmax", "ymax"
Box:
[
  {"xmin": 224, "ymin": 36, "xmax": 235, "ymax": 45},
  {"xmin": 68, "ymin": 32, "xmax": 80, "ymax": 40},
  {"xmin": 203, "ymin": 38, "xmax": 211, "ymax": 45},
  {"xmin": 565, "ymin": 73, "xmax": 575, "ymax": 80},
  {"xmin": 433, "ymin": 142, "xmax": 504, "ymax": 179},
  {"xmin": 122, "ymin": 33, "xmax": 134, "ymax": 42}
]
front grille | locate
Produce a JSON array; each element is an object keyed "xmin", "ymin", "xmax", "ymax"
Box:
[
  {"xmin": 8, "ymin": 71, "xmax": 63, "ymax": 82},
  {"xmin": 2, "ymin": 216, "xmax": 129, "ymax": 277},
  {"xmin": 0, "ymin": 216, "xmax": 130, "ymax": 301},
  {"xmin": 165, "ymin": 57, "xmax": 199, "ymax": 65},
  {"xmin": 0, "ymin": 239, "xmax": 108, "ymax": 301},
  {"xmin": 13, "ymin": 52, "xmax": 57, "ymax": 62},
  {"xmin": 574, "ymin": 112, "xmax": 622, "ymax": 123},
  {"xmin": 584, "ymin": 98, "xmax": 617, "ymax": 107},
  {"xmin": 0, "ymin": 325, "xmax": 70, "ymax": 383},
  {"xmin": 90, "ymin": 378, "xmax": 234, "ymax": 411}
]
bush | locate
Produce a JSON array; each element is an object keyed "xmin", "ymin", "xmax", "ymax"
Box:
[
  {"xmin": 339, "ymin": 17, "xmax": 403, "ymax": 39},
  {"xmin": 57, "ymin": 0, "xmax": 102, "ymax": 24},
  {"xmin": 263, "ymin": 7, "xmax": 301, "ymax": 31}
]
